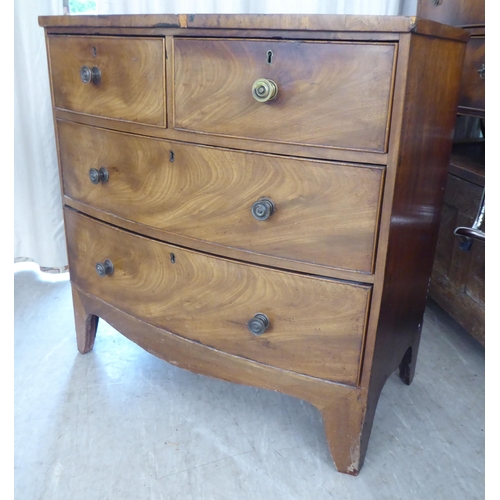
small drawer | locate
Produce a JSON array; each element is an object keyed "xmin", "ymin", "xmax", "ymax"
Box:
[
  {"xmin": 48, "ymin": 35, "xmax": 166, "ymax": 126},
  {"xmin": 65, "ymin": 208, "xmax": 371, "ymax": 385},
  {"xmin": 173, "ymin": 38, "xmax": 396, "ymax": 153},
  {"xmin": 59, "ymin": 121, "xmax": 384, "ymax": 274},
  {"xmin": 457, "ymin": 36, "xmax": 484, "ymax": 114}
]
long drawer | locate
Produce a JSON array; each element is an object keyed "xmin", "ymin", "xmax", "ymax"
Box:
[
  {"xmin": 173, "ymin": 38, "xmax": 396, "ymax": 153},
  {"xmin": 65, "ymin": 208, "xmax": 371, "ymax": 385},
  {"xmin": 47, "ymin": 35, "xmax": 166, "ymax": 126},
  {"xmin": 59, "ymin": 121, "xmax": 384, "ymax": 274}
]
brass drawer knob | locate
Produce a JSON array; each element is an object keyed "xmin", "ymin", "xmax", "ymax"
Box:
[
  {"xmin": 95, "ymin": 259, "xmax": 114, "ymax": 277},
  {"xmin": 251, "ymin": 197, "xmax": 275, "ymax": 221},
  {"xmin": 252, "ymin": 78, "xmax": 278, "ymax": 102},
  {"xmin": 89, "ymin": 167, "xmax": 109, "ymax": 184},
  {"xmin": 247, "ymin": 313, "xmax": 270, "ymax": 336},
  {"xmin": 80, "ymin": 65, "xmax": 101, "ymax": 84}
]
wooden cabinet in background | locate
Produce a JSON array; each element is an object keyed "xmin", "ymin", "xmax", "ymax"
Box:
[
  {"xmin": 418, "ymin": 0, "xmax": 485, "ymax": 344},
  {"xmin": 417, "ymin": 0, "xmax": 484, "ymax": 27},
  {"xmin": 430, "ymin": 145, "xmax": 485, "ymax": 345}
]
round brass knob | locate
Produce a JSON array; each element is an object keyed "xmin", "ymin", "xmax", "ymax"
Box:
[
  {"xmin": 80, "ymin": 66, "xmax": 92, "ymax": 84},
  {"xmin": 89, "ymin": 167, "xmax": 109, "ymax": 184},
  {"xmin": 251, "ymin": 198, "xmax": 275, "ymax": 221},
  {"xmin": 252, "ymin": 78, "xmax": 278, "ymax": 102},
  {"xmin": 80, "ymin": 65, "xmax": 101, "ymax": 84},
  {"xmin": 91, "ymin": 66, "xmax": 101, "ymax": 84},
  {"xmin": 95, "ymin": 259, "xmax": 114, "ymax": 277},
  {"xmin": 247, "ymin": 313, "xmax": 270, "ymax": 336}
]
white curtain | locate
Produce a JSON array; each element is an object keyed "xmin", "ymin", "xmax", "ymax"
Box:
[
  {"xmin": 99, "ymin": 0, "xmax": 406, "ymax": 15},
  {"xmin": 15, "ymin": 0, "xmax": 412, "ymax": 271},
  {"xmin": 14, "ymin": 0, "xmax": 66, "ymax": 270}
]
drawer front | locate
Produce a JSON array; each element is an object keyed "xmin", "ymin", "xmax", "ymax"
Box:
[
  {"xmin": 173, "ymin": 38, "xmax": 396, "ymax": 153},
  {"xmin": 59, "ymin": 121, "xmax": 384, "ymax": 274},
  {"xmin": 48, "ymin": 35, "xmax": 166, "ymax": 126},
  {"xmin": 65, "ymin": 208, "xmax": 371, "ymax": 385},
  {"xmin": 458, "ymin": 36, "xmax": 484, "ymax": 113}
]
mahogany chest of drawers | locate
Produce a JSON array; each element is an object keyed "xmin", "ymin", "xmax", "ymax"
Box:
[{"xmin": 39, "ymin": 14, "xmax": 468, "ymax": 475}]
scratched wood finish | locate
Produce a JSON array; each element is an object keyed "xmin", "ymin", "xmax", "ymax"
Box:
[
  {"xmin": 48, "ymin": 35, "xmax": 166, "ymax": 126},
  {"xmin": 429, "ymin": 173, "xmax": 485, "ymax": 345},
  {"xmin": 351, "ymin": 33, "xmax": 467, "ymax": 472},
  {"xmin": 72, "ymin": 284, "xmax": 359, "ymax": 409},
  {"xmin": 65, "ymin": 208, "xmax": 371, "ymax": 385},
  {"xmin": 40, "ymin": 16, "xmax": 469, "ymax": 476},
  {"xmin": 417, "ymin": 0, "xmax": 484, "ymax": 27},
  {"xmin": 174, "ymin": 38, "xmax": 396, "ymax": 153},
  {"xmin": 59, "ymin": 121, "xmax": 384, "ymax": 274},
  {"xmin": 38, "ymin": 14, "xmax": 470, "ymax": 41},
  {"xmin": 457, "ymin": 35, "xmax": 484, "ymax": 114},
  {"xmin": 73, "ymin": 283, "xmax": 368, "ymax": 471}
]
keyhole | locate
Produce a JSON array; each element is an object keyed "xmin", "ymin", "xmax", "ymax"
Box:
[
  {"xmin": 266, "ymin": 50, "xmax": 273, "ymax": 65},
  {"xmin": 170, "ymin": 253, "xmax": 176, "ymax": 264},
  {"xmin": 169, "ymin": 150, "xmax": 174, "ymax": 162},
  {"xmin": 93, "ymin": 47, "xmax": 97, "ymax": 57}
]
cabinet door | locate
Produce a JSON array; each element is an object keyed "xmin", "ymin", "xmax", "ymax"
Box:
[{"xmin": 429, "ymin": 173, "xmax": 484, "ymax": 345}]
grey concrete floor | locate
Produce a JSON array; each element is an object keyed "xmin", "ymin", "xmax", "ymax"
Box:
[{"xmin": 15, "ymin": 263, "xmax": 485, "ymax": 500}]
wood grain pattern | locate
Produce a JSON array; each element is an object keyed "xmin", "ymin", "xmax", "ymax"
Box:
[
  {"xmin": 48, "ymin": 35, "xmax": 166, "ymax": 126},
  {"xmin": 39, "ymin": 17, "xmax": 469, "ymax": 476},
  {"xmin": 65, "ymin": 208, "xmax": 371, "ymax": 385},
  {"xmin": 61, "ymin": 196, "xmax": 377, "ymax": 284},
  {"xmin": 59, "ymin": 121, "xmax": 384, "ymax": 274},
  {"xmin": 44, "ymin": 26, "xmax": 403, "ymax": 41},
  {"xmin": 74, "ymin": 282, "xmax": 371, "ymax": 475},
  {"xmin": 457, "ymin": 35, "xmax": 484, "ymax": 115},
  {"xmin": 53, "ymin": 107, "xmax": 389, "ymax": 165},
  {"xmin": 417, "ymin": 0, "xmax": 484, "ymax": 27},
  {"xmin": 429, "ymin": 173, "xmax": 485, "ymax": 344},
  {"xmin": 72, "ymin": 284, "xmax": 360, "ymax": 410},
  {"xmin": 174, "ymin": 38, "xmax": 396, "ymax": 153},
  {"xmin": 38, "ymin": 14, "xmax": 470, "ymax": 41},
  {"xmin": 354, "ymin": 33, "xmax": 466, "ymax": 471}
]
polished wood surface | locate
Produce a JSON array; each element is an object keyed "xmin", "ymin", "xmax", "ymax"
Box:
[
  {"xmin": 174, "ymin": 38, "xmax": 396, "ymax": 153},
  {"xmin": 54, "ymin": 106, "xmax": 389, "ymax": 165},
  {"xmin": 417, "ymin": 0, "xmax": 485, "ymax": 342},
  {"xmin": 417, "ymin": 0, "xmax": 484, "ymax": 27},
  {"xmin": 40, "ymin": 15, "xmax": 468, "ymax": 476},
  {"xmin": 72, "ymin": 284, "xmax": 359, "ymax": 409},
  {"xmin": 430, "ymin": 172, "xmax": 485, "ymax": 345},
  {"xmin": 65, "ymin": 208, "xmax": 371, "ymax": 385},
  {"xmin": 38, "ymin": 14, "xmax": 469, "ymax": 41},
  {"xmin": 457, "ymin": 35, "xmax": 484, "ymax": 115},
  {"xmin": 59, "ymin": 121, "xmax": 384, "ymax": 274},
  {"xmin": 48, "ymin": 35, "xmax": 166, "ymax": 126},
  {"xmin": 351, "ymin": 33, "xmax": 466, "ymax": 471}
]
